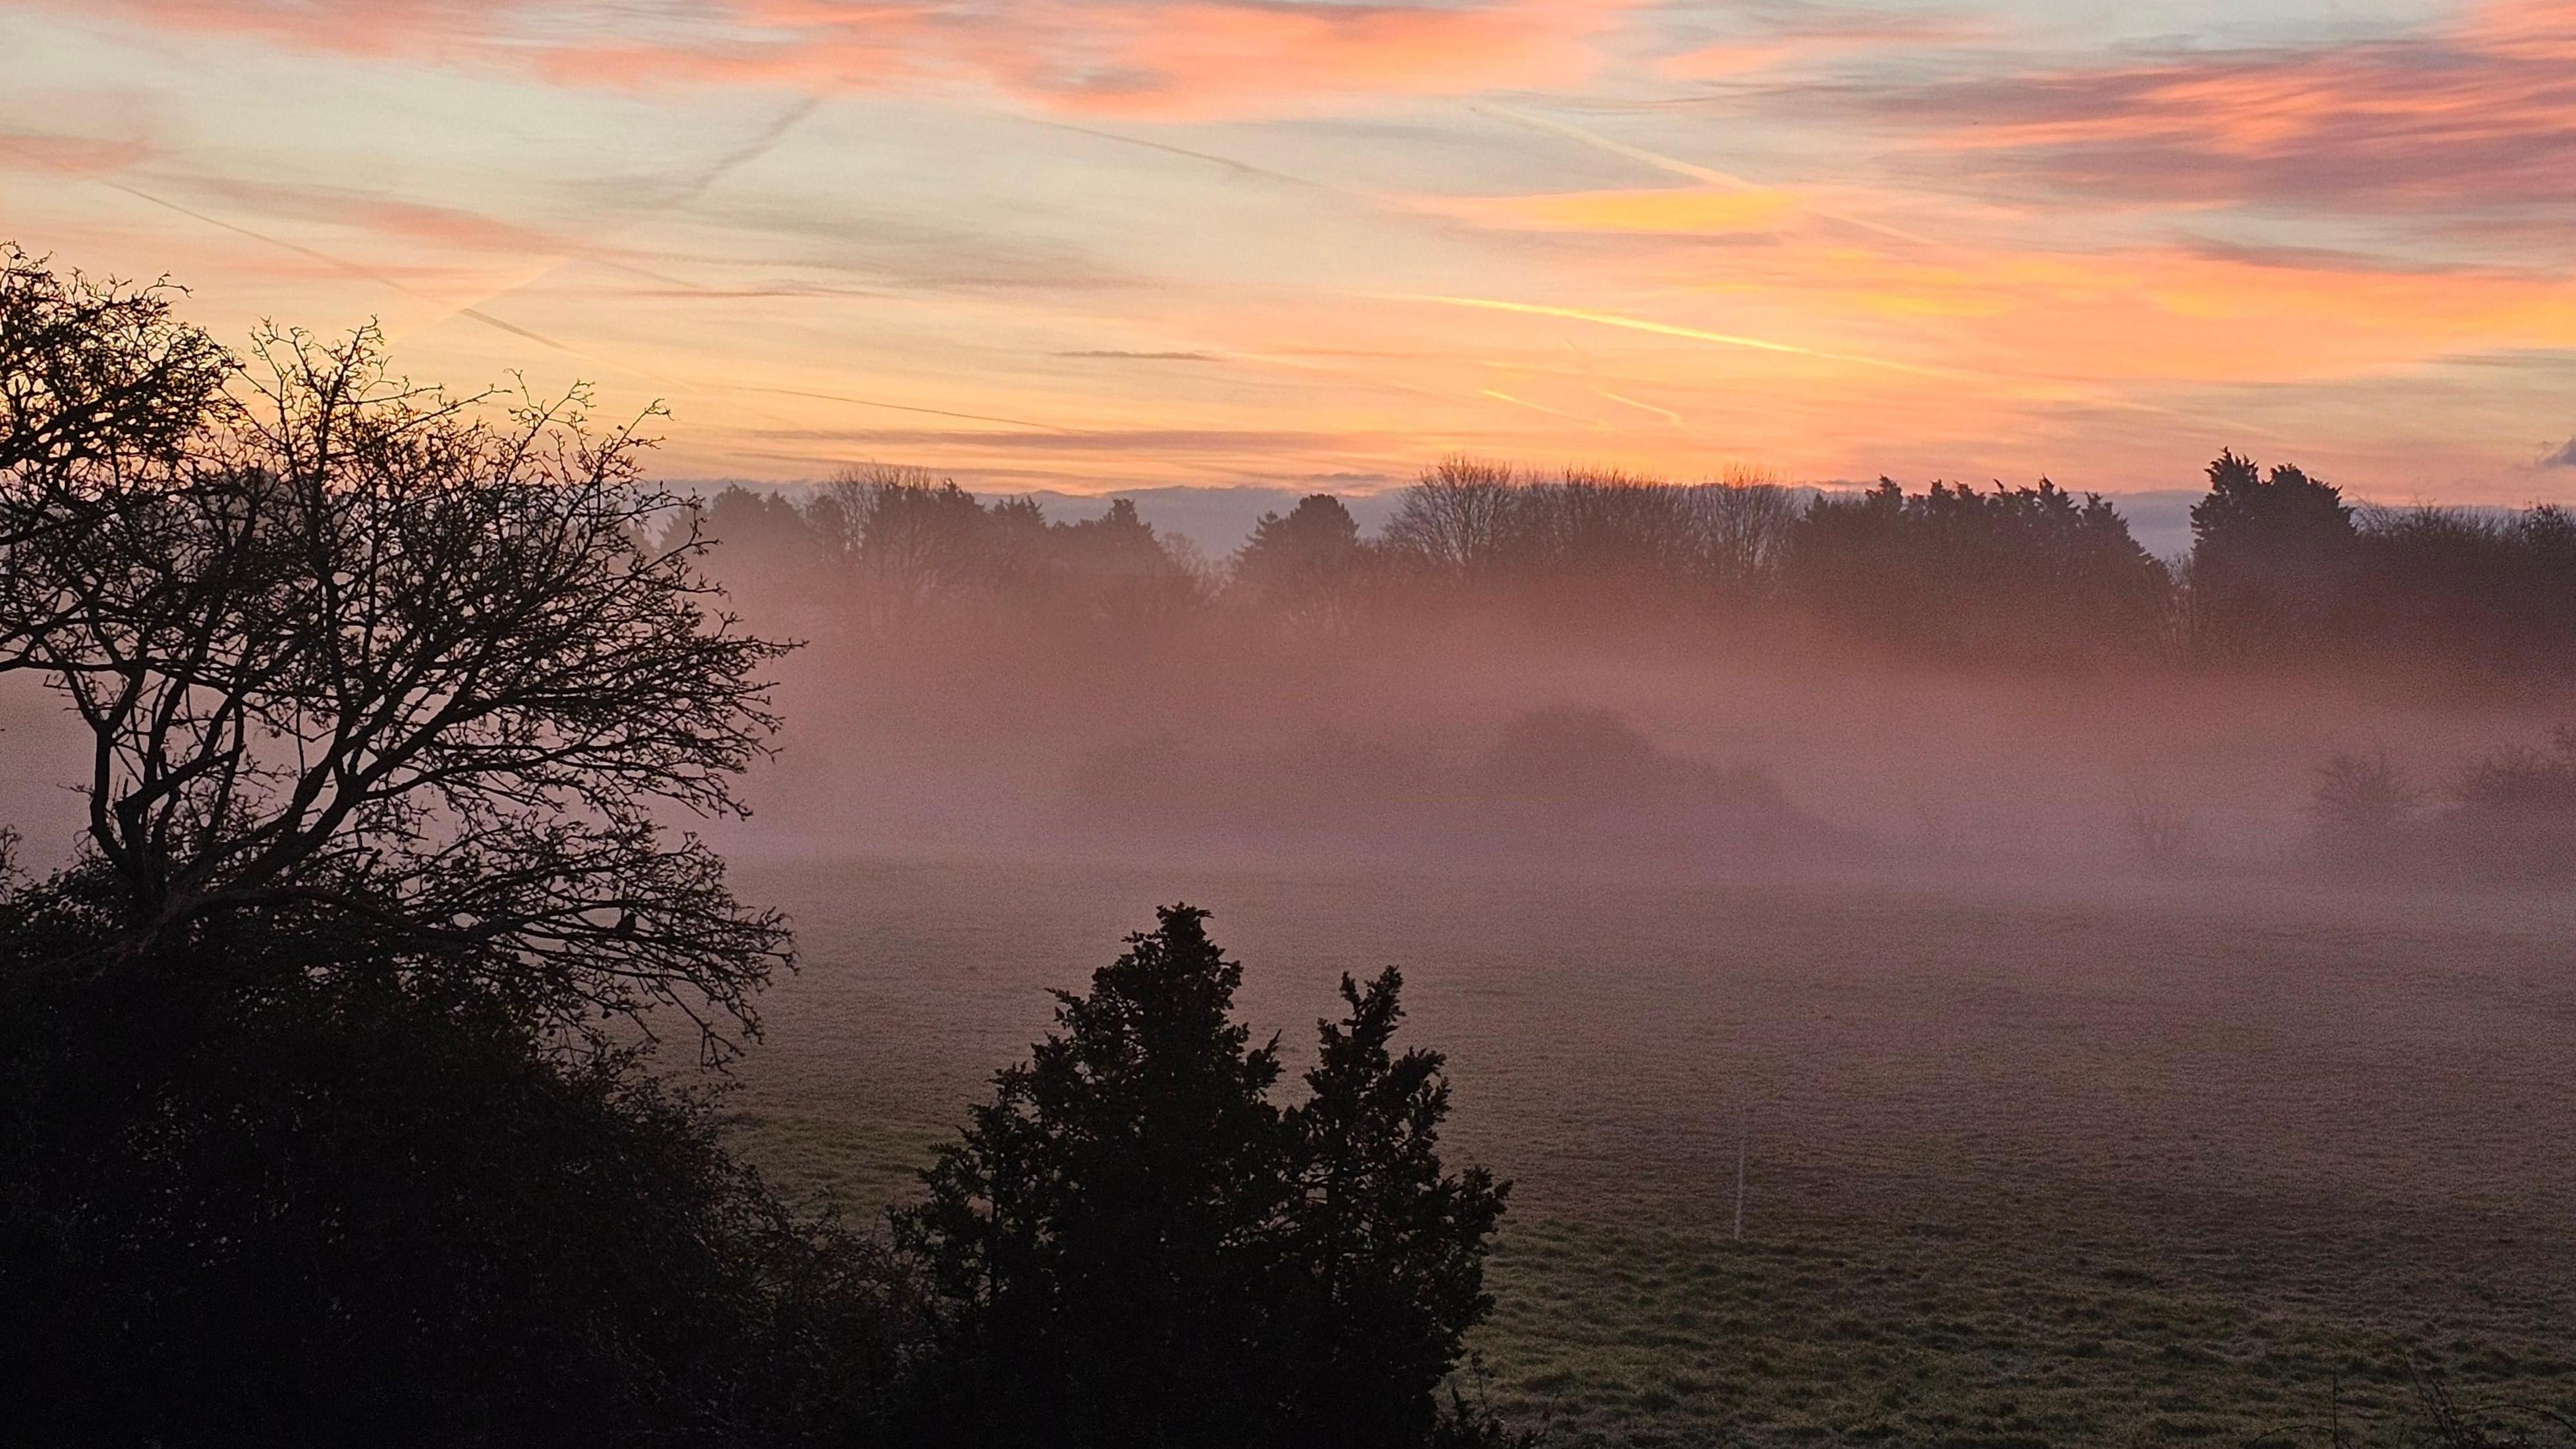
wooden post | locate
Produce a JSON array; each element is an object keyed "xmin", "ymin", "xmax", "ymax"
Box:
[{"xmin": 1731, "ymin": 1102, "xmax": 1747, "ymax": 1241}]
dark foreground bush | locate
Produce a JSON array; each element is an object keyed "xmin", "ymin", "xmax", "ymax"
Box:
[
  {"xmin": 896, "ymin": 906, "xmax": 1513, "ymax": 1449},
  {"xmin": 0, "ymin": 874, "xmax": 910, "ymax": 1449}
]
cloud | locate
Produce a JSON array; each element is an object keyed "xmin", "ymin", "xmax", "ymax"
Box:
[
  {"xmin": 187, "ymin": 177, "xmax": 574, "ymax": 255},
  {"xmin": 1833, "ymin": 0, "xmax": 2576, "ymax": 215},
  {"xmin": 0, "ymin": 130, "xmax": 158, "ymax": 176},
  {"xmin": 1409, "ymin": 185, "xmax": 1796, "ymax": 235},
  {"xmin": 62, "ymin": 0, "xmax": 1647, "ymax": 120},
  {"xmin": 2544, "ymin": 436, "xmax": 2576, "ymax": 468}
]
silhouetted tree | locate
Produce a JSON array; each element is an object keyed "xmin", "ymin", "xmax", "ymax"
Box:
[
  {"xmin": 0, "ymin": 883, "xmax": 908, "ymax": 1448},
  {"xmin": 1786, "ymin": 478, "xmax": 2168, "ymax": 660},
  {"xmin": 1044, "ymin": 496, "xmax": 1212, "ymax": 625},
  {"xmin": 1505, "ymin": 468, "xmax": 1708, "ymax": 604},
  {"xmin": 898, "ymin": 906, "xmax": 1508, "ymax": 1449},
  {"xmin": 0, "ymin": 244, "xmax": 231, "ymax": 488},
  {"xmin": 0, "ymin": 251, "xmax": 898, "ymax": 1445},
  {"xmin": 2188, "ymin": 451, "xmax": 2357, "ymax": 661},
  {"xmin": 1279, "ymin": 968, "xmax": 1511, "ymax": 1447},
  {"xmin": 2453, "ymin": 725, "xmax": 2576, "ymax": 818},
  {"xmin": 2343, "ymin": 504, "xmax": 2576, "ymax": 674},
  {"xmin": 0, "ymin": 313, "xmax": 791, "ymax": 1061},
  {"xmin": 1383, "ymin": 457, "xmax": 1517, "ymax": 586},
  {"xmin": 817, "ymin": 462, "xmax": 994, "ymax": 625},
  {"xmin": 1686, "ymin": 473, "xmax": 1801, "ymax": 602},
  {"xmin": 1234, "ymin": 493, "xmax": 1370, "ymax": 631}
]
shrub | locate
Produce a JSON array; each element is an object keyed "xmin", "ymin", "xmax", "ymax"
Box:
[
  {"xmin": 896, "ymin": 906, "xmax": 1508, "ymax": 1449},
  {"xmin": 0, "ymin": 879, "xmax": 908, "ymax": 1448}
]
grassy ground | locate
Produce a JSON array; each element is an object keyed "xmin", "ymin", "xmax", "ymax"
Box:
[{"xmin": 714, "ymin": 852, "xmax": 2576, "ymax": 1446}]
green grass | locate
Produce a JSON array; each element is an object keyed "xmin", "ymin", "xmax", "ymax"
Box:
[{"xmin": 713, "ymin": 852, "xmax": 2576, "ymax": 1446}]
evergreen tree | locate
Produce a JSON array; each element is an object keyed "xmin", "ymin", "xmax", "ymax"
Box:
[
  {"xmin": 2188, "ymin": 450, "xmax": 2358, "ymax": 659},
  {"xmin": 1235, "ymin": 493, "xmax": 1368, "ymax": 629},
  {"xmin": 898, "ymin": 907, "xmax": 1509, "ymax": 1449},
  {"xmin": 1281, "ymin": 968, "xmax": 1509, "ymax": 1448}
]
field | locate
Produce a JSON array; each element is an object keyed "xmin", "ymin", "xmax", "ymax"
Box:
[{"xmin": 718, "ymin": 851, "xmax": 2576, "ymax": 1447}]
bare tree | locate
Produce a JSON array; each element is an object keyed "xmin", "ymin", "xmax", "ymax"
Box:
[
  {"xmin": 1684, "ymin": 474, "xmax": 1800, "ymax": 599},
  {"xmin": 0, "ymin": 271, "xmax": 792, "ymax": 1059},
  {"xmin": 820, "ymin": 460, "xmax": 989, "ymax": 625},
  {"xmin": 0, "ymin": 244, "xmax": 231, "ymax": 486},
  {"xmin": 2119, "ymin": 785, "xmax": 2196, "ymax": 870},
  {"xmin": 2311, "ymin": 750, "xmax": 2419, "ymax": 841},
  {"xmin": 1382, "ymin": 455, "xmax": 1517, "ymax": 582}
]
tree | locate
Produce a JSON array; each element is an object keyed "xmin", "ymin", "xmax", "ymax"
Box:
[
  {"xmin": 1785, "ymin": 478, "xmax": 2169, "ymax": 660},
  {"xmin": 1383, "ymin": 457, "xmax": 1517, "ymax": 585},
  {"xmin": 818, "ymin": 462, "xmax": 994, "ymax": 624},
  {"xmin": 2188, "ymin": 451, "xmax": 2357, "ymax": 661},
  {"xmin": 0, "ymin": 249, "xmax": 896, "ymax": 1445},
  {"xmin": 0, "ymin": 244, "xmax": 230, "ymax": 488},
  {"xmin": 1280, "ymin": 969, "xmax": 1509, "ymax": 1448},
  {"xmin": 898, "ymin": 906, "xmax": 1509, "ymax": 1449},
  {"xmin": 0, "ymin": 885, "xmax": 907, "ymax": 1448},
  {"xmin": 2310, "ymin": 750, "xmax": 2418, "ymax": 865},
  {"xmin": 1044, "ymin": 497, "xmax": 1210, "ymax": 626},
  {"xmin": 1234, "ymin": 493, "xmax": 1368, "ymax": 630},
  {"xmin": 1684, "ymin": 473, "xmax": 1799, "ymax": 602},
  {"xmin": 0, "ymin": 297, "xmax": 791, "ymax": 1059}
]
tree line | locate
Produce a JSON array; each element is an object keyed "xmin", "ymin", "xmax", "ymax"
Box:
[{"xmin": 692, "ymin": 453, "xmax": 2576, "ymax": 676}]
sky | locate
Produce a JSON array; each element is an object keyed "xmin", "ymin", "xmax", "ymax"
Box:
[{"xmin": 5, "ymin": 0, "xmax": 2575, "ymax": 504}]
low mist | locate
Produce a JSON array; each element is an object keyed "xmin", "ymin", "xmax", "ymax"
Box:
[{"xmin": 675, "ymin": 464, "xmax": 2576, "ymax": 896}]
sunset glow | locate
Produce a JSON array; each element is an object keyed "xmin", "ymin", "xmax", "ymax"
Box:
[{"xmin": 8, "ymin": 0, "xmax": 2576, "ymax": 500}]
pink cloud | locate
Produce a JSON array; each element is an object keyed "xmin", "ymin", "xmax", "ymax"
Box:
[
  {"xmin": 0, "ymin": 131, "xmax": 159, "ymax": 176},
  {"xmin": 60, "ymin": 0, "xmax": 1642, "ymax": 119},
  {"xmin": 1841, "ymin": 0, "xmax": 2576, "ymax": 214}
]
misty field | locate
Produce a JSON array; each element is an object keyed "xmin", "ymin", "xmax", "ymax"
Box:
[{"xmin": 715, "ymin": 853, "xmax": 2576, "ymax": 1447}]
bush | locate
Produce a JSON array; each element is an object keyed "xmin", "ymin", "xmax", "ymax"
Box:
[
  {"xmin": 0, "ymin": 877, "xmax": 909, "ymax": 1448},
  {"xmin": 2311, "ymin": 751, "xmax": 2419, "ymax": 846},
  {"xmin": 896, "ymin": 906, "xmax": 1509, "ymax": 1449}
]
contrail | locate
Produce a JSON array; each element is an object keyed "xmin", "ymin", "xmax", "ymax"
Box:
[
  {"xmin": 1595, "ymin": 386, "xmax": 1693, "ymax": 432},
  {"xmin": 657, "ymin": 93, "xmax": 828, "ymax": 209},
  {"xmin": 1474, "ymin": 103, "xmax": 1760, "ymax": 192},
  {"xmin": 1480, "ymin": 388, "xmax": 1609, "ymax": 429},
  {"xmin": 1409, "ymin": 294, "xmax": 1947, "ymax": 378},
  {"xmin": 415, "ymin": 93, "xmax": 832, "ymax": 330},
  {"xmin": 724, "ymin": 384, "xmax": 1083, "ymax": 433},
  {"xmin": 93, "ymin": 178, "xmax": 577, "ymax": 353},
  {"xmin": 1019, "ymin": 117, "xmax": 1330, "ymax": 191},
  {"xmin": 1472, "ymin": 103, "xmax": 1939, "ymax": 248}
]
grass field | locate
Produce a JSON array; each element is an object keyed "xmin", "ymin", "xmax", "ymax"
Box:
[{"xmin": 716, "ymin": 852, "xmax": 2576, "ymax": 1446}]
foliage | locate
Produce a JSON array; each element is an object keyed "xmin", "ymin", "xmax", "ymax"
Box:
[
  {"xmin": 1379, "ymin": 458, "xmax": 1801, "ymax": 610},
  {"xmin": 0, "ymin": 248, "xmax": 896, "ymax": 1445},
  {"xmin": 2120, "ymin": 786, "xmax": 2196, "ymax": 869},
  {"xmin": 694, "ymin": 464, "xmax": 1209, "ymax": 634},
  {"xmin": 2307, "ymin": 731, "xmax": 2576, "ymax": 879},
  {"xmin": 896, "ymin": 906, "xmax": 1509, "ymax": 1449},
  {"xmin": 0, "ymin": 871, "xmax": 909, "ymax": 1448},
  {"xmin": 1786, "ymin": 478, "xmax": 2170, "ymax": 661},
  {"xmin": 0, "ymin": 268, "xmax": 793, "ymax": 1061},
  {"xmin": 1236, "ymin": 492, "xmax": 1370, "ymax": 630},
  {"xmin": 675, "ymin": 439, "xmax": 2576, "ymax": 682},
  {"xmin": 2311, "ymin": 751, "xmax": 2420, "ymax": 841},
  {"xmin": 2189, "ymin": 451, "xmax": 2359, "ymax": 659},
  {"xmin": 2452, "ymin": 726, "xmax": 2576, "ymax": 817}
]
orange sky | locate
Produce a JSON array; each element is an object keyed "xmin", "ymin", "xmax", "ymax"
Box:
[{"xmin": 6, "ymin": 0, "xmax": 2576, "ymax": 501}]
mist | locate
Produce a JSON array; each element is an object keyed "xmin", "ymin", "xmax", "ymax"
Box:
[{"xmin": 687, "ymin": 466, "xmax": 2576, "ymax": 895}]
